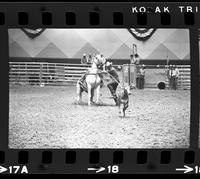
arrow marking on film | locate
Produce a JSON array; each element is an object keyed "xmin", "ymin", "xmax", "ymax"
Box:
[
  {"xmin": 96, "ymin": 167, "xmax": 106, "ymax": 173},
  {"xmin": 88, "ymin": 167, "xmax": 105, "ymax": 173},
  {"xmin": 0, "ymin": 166, "xmax": 8, "ymax": 174},
  {"xmin": 87, "ymin": 168, "xmax": 97, "ymax": 171},
  {"xmin": 176, "ymin": 165, "xmax": 193, "ymax": 173}
]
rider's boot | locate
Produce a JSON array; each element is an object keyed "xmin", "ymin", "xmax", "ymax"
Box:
[
  {"xmin": 79, "ymin": 74, "xmax": 86, "ymax": 83},
  {"xmin": 113, "ymin": 94, "xmax": 119, "ymax": 106},
  {"xmin": 100, "ymin": 79, "xmax": 104, "ymax": 88},
  {"xmin": 78, "ymin": 74, "xmax": 88, "ymax": 92}
]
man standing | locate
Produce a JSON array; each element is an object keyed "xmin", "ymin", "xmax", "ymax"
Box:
[
  {"xmin": 130, "ymin": 54, "xmax": 134, "ymax": 64},
  {"xmin": 167, "ymin": 65, "xmax": 173, "ymax": 89},
  {"xmin": 88, "ymin": 54, "xmax": 92, "ymax": 64},
  {"xmin": 171, "ymin": 65, "xmax": 179, "ymax": 90},
  {"xmin": 130, "ymin": 53, "xmax": 140, "ymax": 65},
  {"xmin": 168, "ymin": 65, "xmax": 179, "ymax": 90},
  {"xmin": 134, "ymin": 54, "xmax": 140, "ymax": 65},
  {"xmin": 105, "ymin": 61, "xmax": 120, "ymax": 105},
  {"xmin": 136, "ymin": 64, "xmax": 145, "ymax": 89},
  {"xmin": 81, "ymin": 53, "xmax": 87, "ymax": 64}
]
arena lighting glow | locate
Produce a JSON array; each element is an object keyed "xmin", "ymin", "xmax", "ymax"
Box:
[{"xmin": 0, "ymin": 2, "xmax": 199, "ymax": 175}]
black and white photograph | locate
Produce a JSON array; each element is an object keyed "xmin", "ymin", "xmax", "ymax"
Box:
[{"xmin": 9, "ymin": 28, "xmax": 191, "ymax": 148}]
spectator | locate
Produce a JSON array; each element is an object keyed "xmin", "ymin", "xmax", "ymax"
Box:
[
  {"xmin": 99, "ymin": 54, "xmax": 106, "ymax": 70},
  {"xmin": 88, "ymin": 54, "xmax": 93, "ymax": 64},
  {"xmin": 130, "ymin": 54, "xmax": 134, "ymax": 64},
  {"xmin": 167, "ymin": 65, "xmax": 173, "ymax": 89},
  {"xmin": 168, "ymin": 65, "xmax": 179, "ymax": 90},
  {"xmin": 136, "ymin": 64, "xmax": 145, "ymax": 89},
  {"xmin": 171, "ymin": 65, "xmax": 179, "ymax": 90},
  {"xmin": 133, "ymin": 54, "xmax": 140, "ymax": 65},
  {"xmin": 81, "ymin": 53, "xmax": 87, "ymax": 64}
]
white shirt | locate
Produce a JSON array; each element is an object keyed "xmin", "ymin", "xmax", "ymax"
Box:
[{"xmin": 171, "ymin": 68, "xmax": 179, "ymax": 77}]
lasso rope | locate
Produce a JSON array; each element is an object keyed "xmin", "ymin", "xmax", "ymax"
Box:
[{"xmin": 98, "ymin": 70, "xmax": 123, "ymax": 89}]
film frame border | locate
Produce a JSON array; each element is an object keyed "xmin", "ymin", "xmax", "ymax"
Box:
[{"xmin": 0, "ymin": 2, "xmax": 199, "ymax": 174}]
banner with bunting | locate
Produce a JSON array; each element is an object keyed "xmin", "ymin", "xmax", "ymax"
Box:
[
  {"xmin": 21, "ymin": 28, "xmax": 45, "ymax": 38},
  {"xmin": 127, "ymin": 28, "xmax": 156, "ymax": 41}
]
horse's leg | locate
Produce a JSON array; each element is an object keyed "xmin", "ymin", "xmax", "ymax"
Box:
[
  {"xmin": 118, "ymin": 103, "xmax": 121, "ymax": 115},
  {"xmin": 76, "ymin": 82, "xmax": 82, "ymax": 103},
  {"xmin": 91, "ymin": 88, "xmax": 94, "ymax": 103},
  {"xmin": 123, "ymin": 104, "xmax": 126, "ymax": 117},
  {"xmin": 121, "ymin": 104, "xmax": 124, "ymax": 116},
  {"xmin": 87, "ymin": 84, "xmax": 92, "ymax": 106},
  {"xmin": 96, "ymin": 85, "xmax": 101, "ymax": 104}
]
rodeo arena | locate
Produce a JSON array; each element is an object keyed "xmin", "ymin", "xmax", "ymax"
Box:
[{"xmin": 9, "ymin": 29, "xmax": 191, "ymax": 148}]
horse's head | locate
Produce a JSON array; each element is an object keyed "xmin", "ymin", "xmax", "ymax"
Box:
[{"xmin": 92, "ymin": 54, "xmax": 106, "ymax": 70}]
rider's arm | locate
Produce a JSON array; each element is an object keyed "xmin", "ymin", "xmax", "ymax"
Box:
[{"xmin": 108, "ymin": 68, "xmax": 120, "ymax": 82}]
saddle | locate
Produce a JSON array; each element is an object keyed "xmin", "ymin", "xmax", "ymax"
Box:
[{"xmin": 78, "ymin": 70, "xmax": 104, "ymax": 93}]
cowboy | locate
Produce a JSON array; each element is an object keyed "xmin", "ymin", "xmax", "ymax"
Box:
[
  {"xmin": 167, "ymin": 64, "xmax": 173, "ymax": 89},
  {"xmin": 100, "ymin": 54, "xmax": 106, "ymax": 69},
  {"xmin": 133, "ymin": 54, "xmax": 140, "ymax": 65},
  {"xmin": 105, "ymin": 61, "xmax": 120, "ymax": 105},
  {"xmin": 130, "ymin": 54, "xmax": 134, "ymax": 64},
  {"xmin": 87, "ymin": 54, "xmax": 92, "ymax": 64},
  {"xmin": 131, "ymin": 53, "xmax": 141, "ymax": 76},
  {"xmin": 171, "ymin": 65, "xmax": 179, "ymax": 90},
  {"xmin": 136, "ymin": 64, "xmax": 145, "ymax": 89}
]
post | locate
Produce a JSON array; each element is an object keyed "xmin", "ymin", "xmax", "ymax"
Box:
[
  {"xmin": 47, "ymin": 64, "xmax": 49, "ymax": 84},
  {"xmin": 39, "ymin": 64, "xmax": 42, "ymax": 86},
  {"xmin": 25, "ymin": 63, "xmax": 27, "ymax": 84},
  {"xmin": 133, "ymin": 44, "xmax": 137, "ymax": 56},
  {"xmin": 128, "ymin": 64, "xmax": 130, "ymax": 86},
  {"xmin": 122, "ymin": 65, "xmax": 124, "ymax": 87}
]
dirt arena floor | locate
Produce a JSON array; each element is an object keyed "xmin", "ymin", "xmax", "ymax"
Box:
[{"xmin": 9, "ymin": 85, "xmax": 190, "ymax": 149}]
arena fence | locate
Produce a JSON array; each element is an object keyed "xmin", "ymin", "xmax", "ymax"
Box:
[
  {"xmin": 122, "ymin": 64, "xmax": 191, "ymax": 90},
  {"xmin": 9, "ymin": 62, "xmax": 90, "ymax": 86},
  {"xmin": 9, "ymin": 62, "xmax": 190, "ymax": 89}
]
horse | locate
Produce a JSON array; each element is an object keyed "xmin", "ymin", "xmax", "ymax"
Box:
[{"xmin": 76, "ymin": 55, "xmax": 104, "ymax": 106}]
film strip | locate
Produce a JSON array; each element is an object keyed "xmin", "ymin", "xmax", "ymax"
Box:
[{"xmin": 0, "ymin": 2, "xmax": 199, "ymax": 174}]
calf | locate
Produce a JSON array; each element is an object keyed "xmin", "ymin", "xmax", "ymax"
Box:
[{"xmin": 117, "ymin": 85, "xmax": 134, "ymax": 117}]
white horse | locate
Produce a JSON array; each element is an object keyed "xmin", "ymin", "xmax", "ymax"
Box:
[{"xmin": 77, "ymin": 55, "xmax": 104, "ymax": 106}]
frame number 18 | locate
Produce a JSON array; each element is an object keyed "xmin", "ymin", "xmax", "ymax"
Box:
[{"xmin": 107, "ymin": 165, "xmax": 119, "ymax": 173}]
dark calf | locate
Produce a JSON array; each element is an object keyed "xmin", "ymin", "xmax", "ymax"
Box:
[{"xmin": 117, "ymin": 86, "xmax": 132, "ymax": 117}]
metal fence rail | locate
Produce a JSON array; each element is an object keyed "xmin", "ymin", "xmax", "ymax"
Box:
[
  {"xmin": 121, "ymin": 64, "xmax": 190, "ymax": 90},
  {"xmin": 9, "ymin": 62, "xmax": 90, "ymax": 86},
  {"xmin": 9, "ymin": 62, "xmax": 190, "ymax": 89}
]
